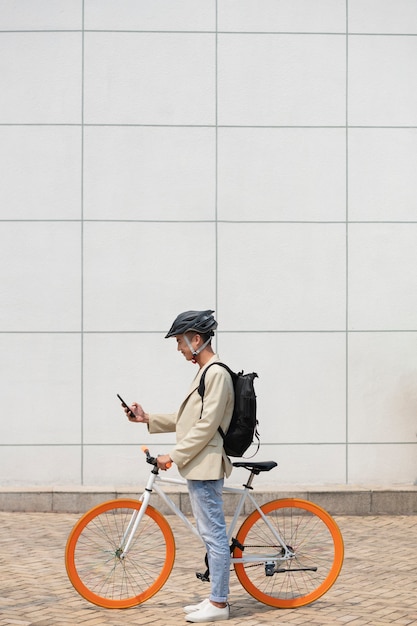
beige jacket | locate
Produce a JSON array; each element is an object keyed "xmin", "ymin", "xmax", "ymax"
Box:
[{"xmin": 148, "ymin": 355, "xmax": 234, "ymax": 480}]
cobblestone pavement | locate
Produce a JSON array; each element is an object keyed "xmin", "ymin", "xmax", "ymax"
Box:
[{"xmin": 0, "ymin": 511, "xmax": 416, "ymax": 625}]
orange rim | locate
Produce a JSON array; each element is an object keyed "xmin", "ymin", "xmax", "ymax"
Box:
[
  {"xmin": 234, "ymin": 498, "xmax": 344, "ymax": 608},
  {"xmin": 65, "ymin": 499, "xmax": 175, "ymax": 608}
]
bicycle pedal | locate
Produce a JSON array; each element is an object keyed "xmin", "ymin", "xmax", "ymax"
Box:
[{"xmin": 196, "ymin": 570, "xmax": 210, "ymax": 582}]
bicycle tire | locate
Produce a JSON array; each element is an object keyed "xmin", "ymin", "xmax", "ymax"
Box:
[
  {"xmin": 233, "ymin": 498, "xmax": 344, "ymax": 608},
  {"xmin": 65, "ymin": 499, "xmax": 175, "ymax": 608}
]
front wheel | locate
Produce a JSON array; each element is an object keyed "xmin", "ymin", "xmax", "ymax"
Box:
[
  {"xmin": 65, "ymin": 499, "xmax": 175, "ymax": 608},
  {"xmin": 233, "ymin": 498, "xmax": 344, "ymax": 608}
]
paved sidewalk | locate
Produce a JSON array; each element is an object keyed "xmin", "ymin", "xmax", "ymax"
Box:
[{"xmin": 0, "ymin": 511, "xmax": 416, "ymax": 625}]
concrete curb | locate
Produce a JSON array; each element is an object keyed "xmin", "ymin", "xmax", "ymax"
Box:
[{"xmin": 1, "ymin": 485, "xmax": 416, "ymax": 515}]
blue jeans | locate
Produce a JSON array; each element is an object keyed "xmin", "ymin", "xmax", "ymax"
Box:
[{"xmin": 187, "ymin": 478, "xmax": 230, "ymax": 603}]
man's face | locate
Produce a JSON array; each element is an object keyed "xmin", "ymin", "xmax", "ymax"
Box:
[{"xmin": 176, "ymin": 333, "xmax": 196, "ymax": 361}]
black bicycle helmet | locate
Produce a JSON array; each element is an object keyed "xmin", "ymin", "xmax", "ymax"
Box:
[{"xmin": 165, "ymin": 309, "xmax": 218, "ymax": 338}]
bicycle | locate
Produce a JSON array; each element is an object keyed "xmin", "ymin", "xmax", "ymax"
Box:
[{"xmin": 65, "ymin": 447, "xmax": 344, "ymax": 610}]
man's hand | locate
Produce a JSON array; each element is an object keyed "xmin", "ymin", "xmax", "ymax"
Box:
[
  {"xmin": 123, "ymin": 402, "xmax": 149, "ymax": 424},
  {"xmin": 157, "ymin": 454, "xmax": 173, "ymax": 471}
]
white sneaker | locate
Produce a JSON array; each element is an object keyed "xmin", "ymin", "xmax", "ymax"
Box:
[
  {"xmin": 185, "ymin": 601, "xmax": 229, "ymax": 623},
  {"xmin": 184, "ymin": 598, "xmax": 210, "ymax": 614}
]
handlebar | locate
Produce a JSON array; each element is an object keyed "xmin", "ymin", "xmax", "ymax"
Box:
[{"xmin": 141, "ymin": 446, "xmax": 172, "ymax": 470}]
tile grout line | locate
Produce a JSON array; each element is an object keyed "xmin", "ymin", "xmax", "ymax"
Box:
[
  {"xmin": 1, "ymin": 123, "xmax": 417, "ymax": 128},
  {"xmin": 2, "ymin": 219, "xmax": 417, "ymax": 224},
  {"xmin": 80, "ymin": 0, "xmax": 85, "ymax": 485},
  {"xmin": 1, "ymin": 28, "xmax": 417, "ymax": 36},
  {"xmin": 215, "ymin": 0, "xmax": 219, "ymax": 346},
  {"xmin": 2, "ymin": 329, "xmax": 417, "ymax": 334},
  {"xmin": 3, "ymin": 219, "xmax": 417, "ymax": 224},
  {"xmin": 345, "ymin": 0, "xmax": 349, "ymax": 485},
  {"xmin": 1, "ymin": 441, "xmax": 416, "ymax": 447}
]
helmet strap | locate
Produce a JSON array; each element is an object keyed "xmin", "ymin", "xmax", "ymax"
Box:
[{"xmin": 184, "ymin": 334, "xmax": 211, "ymax": 362}]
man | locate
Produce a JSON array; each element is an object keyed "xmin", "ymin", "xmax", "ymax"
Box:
[{"xmin": 124, "ymin": 310, "xmax": 234, "ymax": 623}]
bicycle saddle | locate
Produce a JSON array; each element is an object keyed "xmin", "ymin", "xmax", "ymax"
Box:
[{"xmin": 232, "ymin": 461, "xmax": 277, "ymax": 474}]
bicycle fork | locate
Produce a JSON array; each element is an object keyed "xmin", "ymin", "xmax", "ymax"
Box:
[{"xmin": 118, "ymin": 469, "xmax": 157, "ymax": 558}]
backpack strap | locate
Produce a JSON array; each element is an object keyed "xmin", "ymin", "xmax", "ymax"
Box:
[
  {"xmin": 197, "ymin": 362, "xmax": 234, "ymax": 398},
  {"xmin": 250, "ymin": 424, "xmax": 261, "ymax": 458},
  {"xmin": 197, "ymin": 362, "xmax": 235, "ymax": 440}
]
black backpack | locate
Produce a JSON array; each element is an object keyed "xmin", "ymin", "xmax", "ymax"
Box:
[{"xmin": 198, "ymin": 362, "xmax": 260, "ymax": 458}]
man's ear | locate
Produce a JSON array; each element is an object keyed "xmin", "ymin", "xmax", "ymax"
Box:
[{"xmin": 192, "ymin": 333, "xmax": 202, "ymax": 347}]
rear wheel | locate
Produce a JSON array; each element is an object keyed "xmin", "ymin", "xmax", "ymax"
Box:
[
  {"xmin": 65, "ymin": 499, "xmax": 175, "ymax": 608},
  {"xmin": 233, "ymin": 498, "xmax": 344, "ymax": 608}
]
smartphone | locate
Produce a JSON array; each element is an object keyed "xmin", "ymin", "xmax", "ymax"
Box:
[{"xmin": 117, "ymin": 394, "xmax": 135, "ymax": 418}]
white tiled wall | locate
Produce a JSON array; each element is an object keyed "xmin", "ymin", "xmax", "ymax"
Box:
[{"xmin": 1, "ymin": 0, "xmax": 416, "ymax": 488}]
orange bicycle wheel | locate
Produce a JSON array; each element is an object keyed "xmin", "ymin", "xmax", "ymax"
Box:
[
  {"xmin": 65, "ymin": 499, "xmax": 175, "ymax": 608},
  {"xmin": 233, "ymin": 498, "xmax": 344, "ymax": 608}
]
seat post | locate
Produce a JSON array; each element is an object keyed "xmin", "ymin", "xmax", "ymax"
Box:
[{"xmin": 243, "ymin": 471, "xmax": 256, "ymax": 490}]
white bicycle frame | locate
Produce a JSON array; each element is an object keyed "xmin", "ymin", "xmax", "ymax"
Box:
[{"xmin": 120, "ymin": 467, "xmax": 293, "ymax": 566}]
